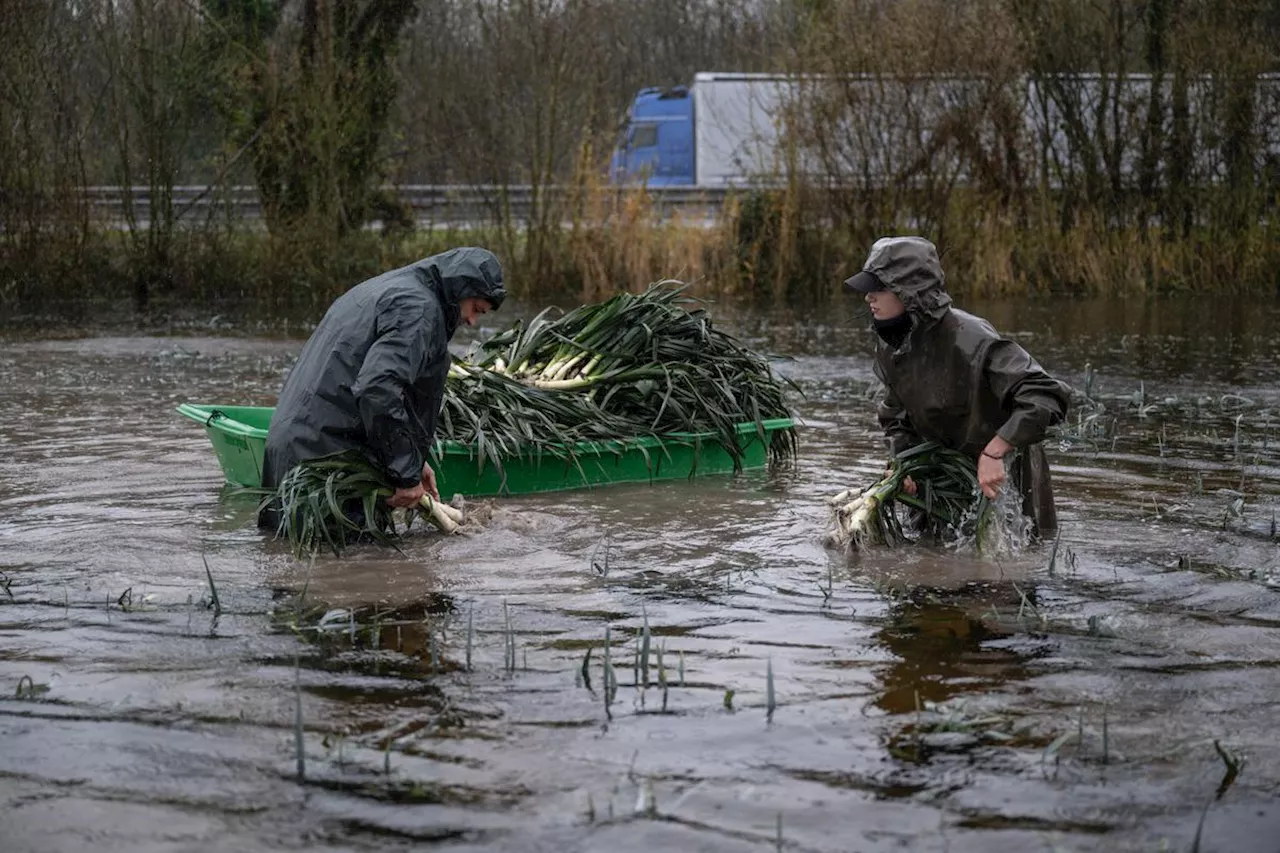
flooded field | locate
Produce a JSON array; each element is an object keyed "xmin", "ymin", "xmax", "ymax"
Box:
[{"xmin": 2, "ymin": 297, "xmax": 1279, "ymax": 852}]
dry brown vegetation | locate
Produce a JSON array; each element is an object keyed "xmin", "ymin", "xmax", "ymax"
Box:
[{"xmin": 1, "ymin": 0, "xmax": 1277, "ymax": 318}]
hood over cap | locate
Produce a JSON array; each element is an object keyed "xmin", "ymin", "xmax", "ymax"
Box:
[
  {"xmin": 416, "ymin": 247, "xmax": 507, "ymax": 338},
  {"xmin": 856, "ymin": 236, "xmax": 952, "ymax": 322}
]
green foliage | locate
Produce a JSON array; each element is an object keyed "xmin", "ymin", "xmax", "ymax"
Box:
[{"xmin": 271, "ymin": 450, "xmax": 402, "ymax": 557}]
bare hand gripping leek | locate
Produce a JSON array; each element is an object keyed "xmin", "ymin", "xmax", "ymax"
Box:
[
  {"xmin": 270, "ymin": 452, "xmax": 465, "ymax": 557},
  {"xmin": 824, "ymin": 442, "xmax": 992, "ymax": 552}
]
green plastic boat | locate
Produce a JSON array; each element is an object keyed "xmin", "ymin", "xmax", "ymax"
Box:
[{"xmin": 177, "ymin": 403, "xmax": 794, "ymax": 497}]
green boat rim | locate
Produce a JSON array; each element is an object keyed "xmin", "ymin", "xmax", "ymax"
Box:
[
  {"xmin": 176, "ymin": 403, "xmax": 270, "ymax": 439},
  {"xmin": 177, "ymin": 402, "xmax": 797, "ymax": 494},
  {"xmin": 177, "ymin": 402, "xmax": 795, "ymax": 455}
]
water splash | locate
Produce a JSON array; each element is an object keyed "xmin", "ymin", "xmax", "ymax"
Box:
[{"xmin": 945, "ymin": 483, "xmax": 1033, "ymax": 558}]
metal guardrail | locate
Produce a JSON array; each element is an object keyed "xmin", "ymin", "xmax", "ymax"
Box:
[{"xmin": 80, "ymin": 184, "xmax": 735, "ymax": 222}]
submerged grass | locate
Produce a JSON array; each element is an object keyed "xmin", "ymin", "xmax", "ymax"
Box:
[
  {"xmin": 14, "ymin": 675, "xmax": 49, "ymax": 699},
  {"xmin": 657, "ymin": 643, "xmax": 669, "ymax": 713},
  {"xmin": 766, "ymin": 658, "xmax": 776, "ymax": 723},
  {"xmin": 1190, "ymin": 796, "xmax": 1213, "ymax": 853},
  {"xmin": 202, "ymin": 556, "xmax": 222, "ymax": 617},
  {"xmin": 1053, "ymin": 369, "xmax": 1280, "ymax": 542},
  {"xmin": 294, "ymin": 656, "xmax": 305, "ymax": 781},
  {"xmin": 580, "ymin": 645, "xmax": 593, "ymax": 692},
  {"xmin": 466, "ymin": 604, "xmax": 474, "ymax": 672},
  {"xmin": 603, "ymin": 626, "xmax": 615, "ymax": 720},
  {"xmin": 504, "ymin": 601, "xmax": 516, "ymax": 675},
  {"xmin": 1213, "ymin": 740, "xmax": 1244, "ymax": 799},
  {"xmin": 640, "ymin": 607, "xmax": 651, "ymax": 689}
]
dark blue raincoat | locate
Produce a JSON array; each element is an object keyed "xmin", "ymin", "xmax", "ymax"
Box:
[{"xmin": 259, "ymin": 248, "xmax": 506, "ymax": 526}]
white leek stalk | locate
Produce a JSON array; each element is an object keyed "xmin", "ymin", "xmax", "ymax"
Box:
[{"xmin": 419, "ymin": 495, "xmax": 464, "ymax": 535}]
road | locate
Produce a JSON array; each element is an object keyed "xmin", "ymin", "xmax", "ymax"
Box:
[{"xmin": 81, "ymin": 184, "xmax": 734, "ymax": 226}]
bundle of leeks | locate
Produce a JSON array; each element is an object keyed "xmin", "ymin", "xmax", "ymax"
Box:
[
  {"xmin": 824, "ymin": 442, "xmax": 991, "ymax": 552},
  {"xmin": 271, "ymin": 451, "xmax": 465, "ymax": 558},
  {"xmin": 459, "ymin": 281, "xmax": 798, "ymax": 469}
]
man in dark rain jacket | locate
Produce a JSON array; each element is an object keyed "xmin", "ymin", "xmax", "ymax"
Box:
[
  {"xmin": 258, "ymin": 247, "xmax": 507, "ymax": 529},
  {"xmin": 844, "ymin": 236, "xmax": 1069, "ymax": 535}
]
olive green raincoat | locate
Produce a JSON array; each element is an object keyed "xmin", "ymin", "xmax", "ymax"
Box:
[{"xmin": 861, "ymin": 237, "xmax": 1069, "ymax": 535}]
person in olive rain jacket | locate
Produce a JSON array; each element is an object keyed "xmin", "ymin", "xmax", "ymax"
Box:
[
  {"xmin": 844, "ymin": 236, "xmax": 1069, "ymax": 535},
  {"xmin": 258, "ymin": 247, "xmax": 507, "ymax": 529}
]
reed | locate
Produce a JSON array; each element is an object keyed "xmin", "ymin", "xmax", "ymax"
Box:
[
  {"xmin": 640, "ymin": 607, "xmax": 651, "ymax": 689},
  {"xmin": 603, "ymin": 625, "xmax": 615, "ymax": 720},
  {"xmin": 466, "ymin": 604, "xmax": 474, "ymax": 672},
  {"xmin": 294, "ymin": 657, "xmax": 305, "ymax": 781},
  {"xmin": 202, "ymin": 556, "xmax": 222, "ymax": 617},
  {"xmin": 766, "ymin": 658, "xmax": 777, "ymax": 723}
]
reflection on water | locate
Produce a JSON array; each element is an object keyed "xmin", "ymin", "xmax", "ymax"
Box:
[
  {"xmin": 874, "ymin": 586, "xmax": 1033, "ymax": 715},
  {"xmin": 3, "ymin": 298, "xmax": 1280, "ymax": 852}
]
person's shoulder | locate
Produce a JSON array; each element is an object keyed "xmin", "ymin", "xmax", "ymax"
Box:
[
  {"xmin": 374, "ymin": 272, "xmax": 438, "ymax": 312},
  {"xmin": 946, "ymin": 308, "xmax": 1004, "ymax": 346},
  {"xmin": 948, "ymin": 307, "xmax": 999, "ymax": 334}
]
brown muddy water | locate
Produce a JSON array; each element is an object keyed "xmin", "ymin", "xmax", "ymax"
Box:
[{"xmin": 2, "ymin": 297, "xmax": 1279, "ymax": 853}]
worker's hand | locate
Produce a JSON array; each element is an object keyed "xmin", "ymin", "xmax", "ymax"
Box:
[
  {"xmin": 977, "ymin": 437, "xmax": 1013, "ymax": 499},
  {"xmin": 387, "ymin": 483, "xmax": 426, "ymax": 508},
  {"xmin": 884, "ymin": 466, "xmax": 918, "ymax": 497},
  {"xmin": 421, "ymin": 463, "xmax": 440, "ymax": 502},
  {"xmin": 977, "ymin": 454, "xmax": 1006, "ymax": 499}
]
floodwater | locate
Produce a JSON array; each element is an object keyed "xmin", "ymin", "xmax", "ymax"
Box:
[{"xmin": 2, "ymin": 297, "xmax": 1279, "ymax": 853}]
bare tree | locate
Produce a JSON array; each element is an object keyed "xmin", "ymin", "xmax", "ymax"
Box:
[
  {"xmin": 0, "ymin": 1, "xmax": 96, "ymax": 305},
  {"xmin": 204, "ymin": 0, "xmax": 417, "ymax": 239}
]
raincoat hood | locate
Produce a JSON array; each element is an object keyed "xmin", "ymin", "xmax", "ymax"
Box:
[
  {"xmin": 860, "ymin": 236, "xmax": 952, "ymax": 322},
  {"xmin": 416, "ymin": 247, "xmax": 507, "ymax": 338}
]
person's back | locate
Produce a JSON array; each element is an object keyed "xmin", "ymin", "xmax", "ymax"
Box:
[
  {"xmin": 265, "ymin": 266, "xmax": 444, "ymax": 489},
  {"xmin": 260, "ymin": 247, "xmax": 506, "ymax": 527}
]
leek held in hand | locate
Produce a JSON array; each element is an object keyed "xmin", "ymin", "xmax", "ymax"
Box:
[
  {"xmin": 824, "ymin": 442, "xmax": 993, "ymax": 552},
  {"xmin": 268, "ymin": 451, "xmax": 465, "ymax": 558}
]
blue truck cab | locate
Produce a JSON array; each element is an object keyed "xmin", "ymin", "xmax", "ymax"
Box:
[
  {"xmin": 610, "ymin": 73, "xmax": 792, "ymax": 188},
  {"xmin": 609, "ymin": 85, "xmax": 695, "ymax": 186}
]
